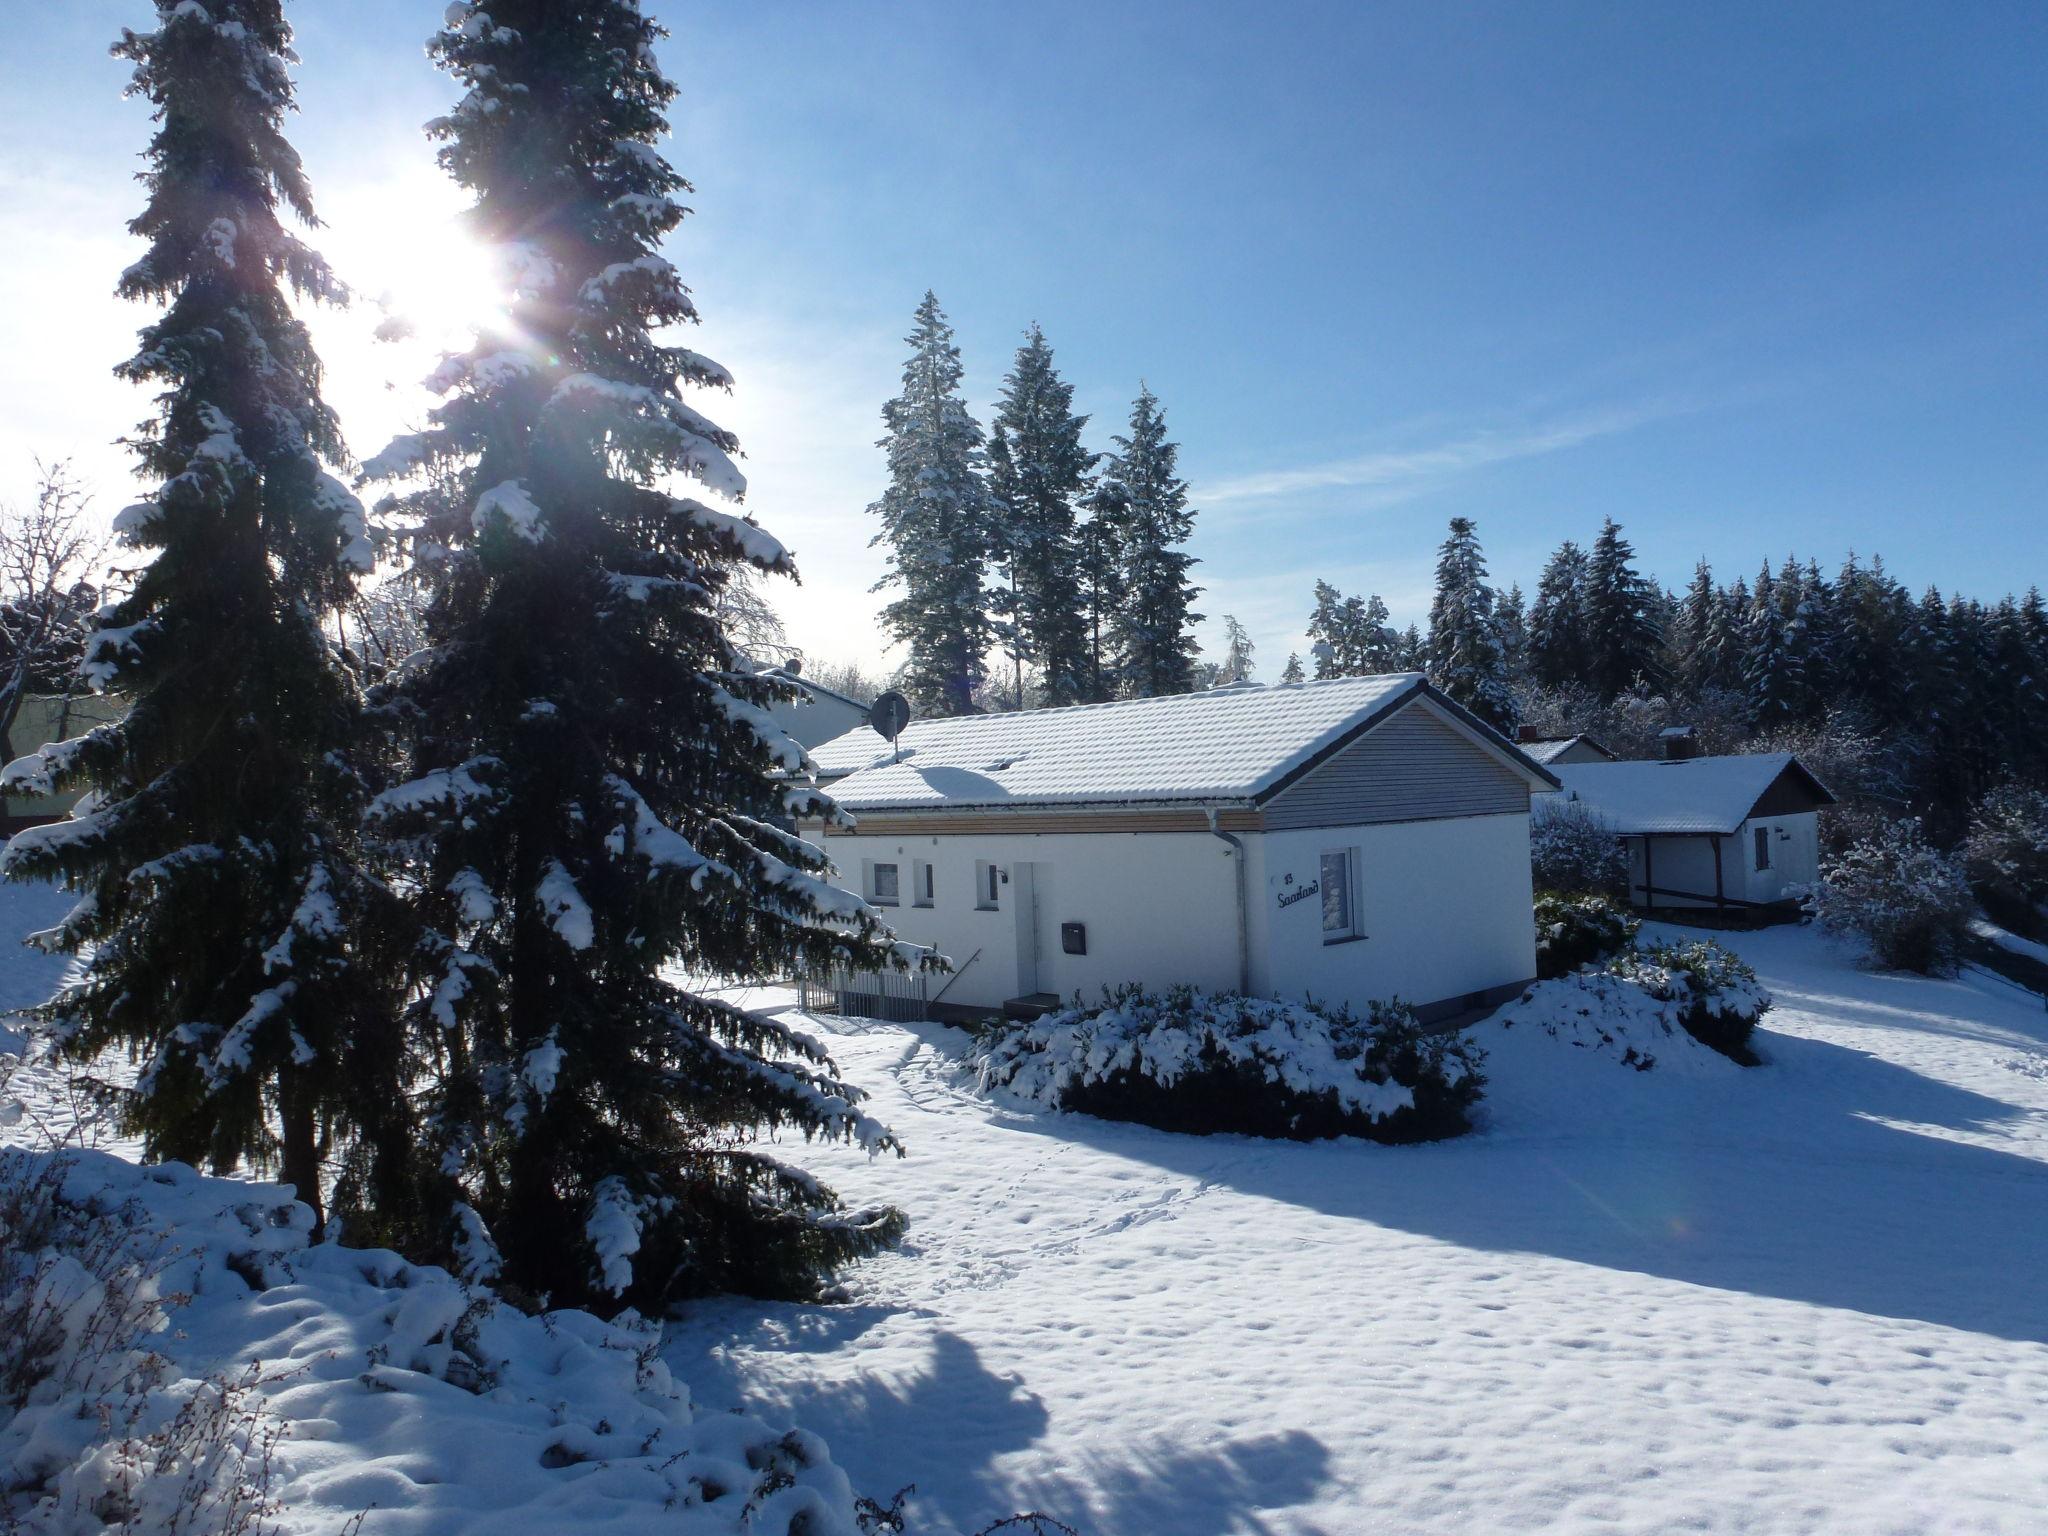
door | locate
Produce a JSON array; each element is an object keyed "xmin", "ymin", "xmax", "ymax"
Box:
[{"xmin": 1010, "ymin": 862, "xmax": 1041, "ymax": 996}]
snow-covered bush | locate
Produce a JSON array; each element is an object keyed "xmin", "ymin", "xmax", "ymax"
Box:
[
  {"xmin": 1534, "ymin": 892, "xmax": 1638, "ymax": 979},
  {"xmin": 1608, "ymin": 939, "xmax": 1770, "ymax": 1064},
  {"xmin": 970, "ymin": 987, "xmax": 1484, "ymax": 1143},
  {"xmin": 0, "ymin": 1148, "xmax": 908, "ymax": 1535},
  {"xmin": 1964, "ymin": 784, "xmax": 2048, "ymax": 939},
  {"xmin": 1530, "ymin": 800, "xmax": 1628, "ymax": 897},
  {"xmin": 1807, "ymin": 817, "xmax": 1975, "ymax": 974},
  {"xmin": 1500, "ymin": 938, "xmax": 1770, "ymax": 1070}
]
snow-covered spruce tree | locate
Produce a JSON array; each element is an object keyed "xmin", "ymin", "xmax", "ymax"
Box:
[
  {"xmin": 0, "ymin": 3, "xmax": 391, "ymax": 1227},
  {"xmin": 988, "ymin": 325, "xmax": 1092, "ymax": 706},
  {"xmin": 1099, "ymin": 386, "xmax": 1201, "ymax": 697},
  {"xmin": 1584, "ymin": 518, "xmax": 1663, "ymax": 699},
  {"xmin": 1426, "ymin": 517, "xmax": 1516, "ymax": 731},
  {"xmin": 870, "ymin": 292, "xmax": 993, "ymax": 717},
  {"xmin": 1217, "ymin": 615, "xmax": 1256, "ymax": 685},
  {"xmin": 369, "ymin": 0, "xmax": 909, "ymax": 1309},
  {"xmin": 1280, "ymin": 651, "xmax": 1304, "ymax": 685},
  {"xmin": 1527, "ymin": 539, "xmax": 1592, "ymax": 691}
]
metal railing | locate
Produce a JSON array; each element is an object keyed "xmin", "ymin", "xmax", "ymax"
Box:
[{"xmin": 797, "ymin": 964, "xmax": 931, "ymax": 1024}]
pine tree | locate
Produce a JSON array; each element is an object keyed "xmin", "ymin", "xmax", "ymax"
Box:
[
  {"xmin": 367, "ymin": 0, "xmax": 908, "ymax": 1309},
  {"xmin": 1426, "ymin": 517, "xmax": 1516, "ymax": 730},
  {"xmin": 1218, "ymin": 615, "xmax": 1256, "ymax": 684},
  {"xmin": 1097, "ymin": 386, "xmax": 1201, "ymax": 698},
  {"xmin": 1497, "ymin": 582, "xmax": 1530, "ymax": 687},
  {"xmin": 1306, "ymin": 581, "xmax": 1346, "ymax": 678},
  {"xmin": 1527, "ymin": 540, "xmax": 1592, "ymax": 690},
  {"xmin": 1280, "ymin": 651, "xmax": 1305, "ymax": 685},
  {"xmin": 988, "ymin": 325, "xmax": 1092, "ymax": 706},
  {"xmin": 871, "ymin": 293, "xmax": 994, "ymax": 716},
  {"xmin": 1584, "ymin": 519, "xmax": 1663, "ymax": 698},
  {"xmin": 0, "ymin": 1, "xmax": 392, "ymax": 1229},
  {"xmin": 1675, "ymin": 559, "xmax": 1722, "ymax": 691}
]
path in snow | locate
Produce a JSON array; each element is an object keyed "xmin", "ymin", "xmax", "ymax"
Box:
[{"xmin": 667, "ymin": 930, "xmax": 2048, "ymax": 1535}]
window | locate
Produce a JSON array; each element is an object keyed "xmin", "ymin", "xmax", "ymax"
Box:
[
  {"xmin": 975, "ymin": 861, "xmax": 1001, "ymax": 910},
  {"xmin": 870, "ymin": 861, "xmax": 900, "ymax": 905},
  {"xmin": 1320, "ymin": 849, "xmax": 1359, "ymax": 943},
  {"xmin": 912, "ymin": 860, "xmax": 935, "ymax": 907},
  {"xmin": 1753, "ymin": 827, "xmax": 1771, "ymax": 872}
]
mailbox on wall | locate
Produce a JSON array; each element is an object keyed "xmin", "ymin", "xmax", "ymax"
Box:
[{"xmin": 1060, "ymin": 922, "xmax": 1087, "ymax": 956}]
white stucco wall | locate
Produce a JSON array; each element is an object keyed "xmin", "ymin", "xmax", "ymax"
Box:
[
  {"xmin": 1625, "ymin": 813, "xmax": 1820, "ymax": 909},
  {"xmin": 1738, "ymin": 812, "xmax": 1820, "ymax": 904},
  {"xmin": 1244, "ymin": 812, "xmax": 1537, "ymax": 1016},
  {"xmin": 826, "ymin": 829, "xmax": 1243, "ymax": 1013}
]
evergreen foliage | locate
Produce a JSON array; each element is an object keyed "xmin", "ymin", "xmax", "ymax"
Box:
[
  {"xmin": 1527, "ymin": 540, "xmax": 1592, "ymax": 690},
  {"xmin": 0, "ymin": 0, "xmax": 391, "ymax": 1228},
  {"xmin": 1095, "ymin": 387, "xmax": 1201, "ymax": 698},
  {"xmin": 1218, "ymin": 615, "xmax": 1256, "ymax": 685},
  {"xmin": 988, "ymin": 326, "xmax": 1092, "ymax": 706},
  {"xmin": 1583, "ymin": 519, "xmax": 1664, "ymax": 698},
  {"xmin": 1425, "ymin": 517, "xmax": 1516, "ymax": 730},
  {"xmin": 365, "ymin": 0, "xmax": 909, "ymax": 1309},
  {"xmin": 869, "ymin": 293, "xmax": 994, "ymax": 717}
]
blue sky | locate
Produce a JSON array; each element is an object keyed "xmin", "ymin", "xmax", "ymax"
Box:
[{"xmin": 2, "ymin": 2, "xmax": 2044, "ymax": 675}]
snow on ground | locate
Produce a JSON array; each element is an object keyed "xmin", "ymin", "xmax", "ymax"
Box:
[
  {"xmin": 1972, "ymin": 916, "xmax": 2048, "ymax": 968},
  {"xmin": 668, "ymin": 926, "xmax": 2048, "ymax": 1535}
]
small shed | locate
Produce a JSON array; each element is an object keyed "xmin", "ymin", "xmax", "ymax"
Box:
[
  {"xmin": 1545, "ymin": 753, "xmax": 1836, "ymax": 914},
  {"xmin": 803, "ymin": 673, "xmax": 1559, "ymax": 1024},
  {"xmin": 1518, "ymin": 733, "xmax": 1617, "ymax": 768}
]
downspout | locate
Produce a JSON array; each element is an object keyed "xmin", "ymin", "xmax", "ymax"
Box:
[{"xmin": 1206, "ymin": 809, "xmax": 1251, "ymax": 996}]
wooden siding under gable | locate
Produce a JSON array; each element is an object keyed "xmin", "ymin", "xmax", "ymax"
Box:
[
  {"xmin": 1747, "ymin": 762, "xmax": 1836, "ymax": 820},
  {"xmin": 1260, "ymin": 697, "xmax": 1531, "ymax": 832},
  {"xmin": 822, "ymin": 807, "xmax": 1265, "ymax": 838}
]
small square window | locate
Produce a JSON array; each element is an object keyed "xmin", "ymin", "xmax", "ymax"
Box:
[
  {"xmin": 870, "ymin": 861, "xmax": 900, "ymax": 905},
  {"xmin": 1753, "ymin": 828, "xmax": 1771, "ymax": 872},
  {"xmin": 1320, "ymin": 849, "xmax": 1358, "ymax": 943}
]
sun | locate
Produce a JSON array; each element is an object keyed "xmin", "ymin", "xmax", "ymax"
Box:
[{"xmin": 340, "ymin": 182, "xmax": 509, "ymax": 353}]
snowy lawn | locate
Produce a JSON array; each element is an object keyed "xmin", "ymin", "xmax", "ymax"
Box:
[{"xmin": 667, "ymin": 924, "xmax": 2048, "ymax": 1535}]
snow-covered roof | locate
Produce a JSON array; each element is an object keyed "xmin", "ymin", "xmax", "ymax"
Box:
[
  {"xmin": 1546, "ymin": 753, "xmax": 1833, "ymax": 835},
  {"xmin": 1522, "ymin": 735, "xmax": 1613, "ymax": 766},
  {"xmin": 810, "ymin": 673, "xmax": 1554, "ymax": 812}
]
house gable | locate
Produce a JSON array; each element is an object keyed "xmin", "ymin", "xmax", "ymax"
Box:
[
  {"xmin": 1746, "ymin": 761, "xmax": 1837, "ymax": 820},
  {"xmin": 1260, "ymin": 696, "xmax": 1532, "ymax": 831}
]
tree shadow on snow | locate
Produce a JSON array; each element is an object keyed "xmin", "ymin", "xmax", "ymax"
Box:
[
  {"xmin": 990, "ymin": 1014, "xmax": 2048, "ymax": 1346},
  {"xmin": 666, "ymin": 1312, "xmax": 1333, "ymax": 1535}
]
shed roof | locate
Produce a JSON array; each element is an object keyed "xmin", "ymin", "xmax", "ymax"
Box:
[
  {"xmin": 1546, "ymin": 753, "xmax": 1836, "ymax": 835},
  {"xmin": 809, "ymin": 673, "xmax": 1557, "ymax": 813},
  {"xmin": 1522, "ymin": 735, "xmax": 1616, "ymax": 766}
]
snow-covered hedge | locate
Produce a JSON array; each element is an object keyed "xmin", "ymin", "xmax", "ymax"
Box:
[
  {"xmin": 970, "ymin": 987, "xmax": 1484, "ymax": 1143},
  {"xmin": 1500, "ymin": 938, "xmax": 1770, "ymax": 1070},
  {"xmin": 1807, "ymin": 817, "xmax": 1975, "ymax": 974},
  {"xmin": 1534, "ymin": 892, "xmax": 1638, "ymax": 979},
  {"xmin": 1964, "ymin": 784, "xmax": 2048, "ymax": 940},
  {"xmin": 1608, "ymin": 940, "xmax": 1770, "ymax": 1064},
  {"xmin": 1530, "ymin": 799, "xmax": 1628, "ymax": 898},
  {"xmin": 0, "ymin": 1148, "xmax": 888, "ymax": 1535}
]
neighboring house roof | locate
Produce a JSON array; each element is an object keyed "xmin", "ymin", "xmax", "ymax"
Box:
[
  {"xmin": 1522, "ymin": 735, "xmax": 1616, "ymax": 766},
  {"xmin": 809, "ymin": 673, "xmax": 1559, "ymax": 813},
  {"xmin": 737, "ymin": 657, "xmax": 872, "ymax": 716},
  {"xmin": 1546, "ymin": 753, "xmax": 1837, "ymax": 835}
]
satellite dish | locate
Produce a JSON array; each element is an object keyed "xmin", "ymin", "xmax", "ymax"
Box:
[{"xmin": 869, "ymin": 690, "xmax": 913, "ymax": 746}]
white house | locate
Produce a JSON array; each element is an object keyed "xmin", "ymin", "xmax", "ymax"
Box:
[
  {"xmin": 1544, "ymin": 751, "xmax": 1837, "ymax": 914},
  {"xmin": 803, "ymin": 673, "xmax": 1560, "ymax": 1024}
]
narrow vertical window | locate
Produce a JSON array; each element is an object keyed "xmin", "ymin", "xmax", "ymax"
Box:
[
  {"xmin": 912, "ymin": 860, "xmax": 934, "ymax": 907},
  {"xmin": 1753, "ymin": 827, "xmax": 1771, "ymax": 872},
  {"xmin": 1320, "ymin": 849, "xmax": 1357, "ymax": 943}
]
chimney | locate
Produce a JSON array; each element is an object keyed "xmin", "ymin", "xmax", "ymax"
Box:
[
  {"xmin": 1660, "ymin": 725, "xmax": 1699, "ymax": 761},
  {"xmin": 1516, "ymin": 725, "xmax": 1541, "ymax": 744}
]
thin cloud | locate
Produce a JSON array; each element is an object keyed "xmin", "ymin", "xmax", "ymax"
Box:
[{"xmin": 1193, "ymin": 401, "xmax": 1685, "ymax": 508}]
